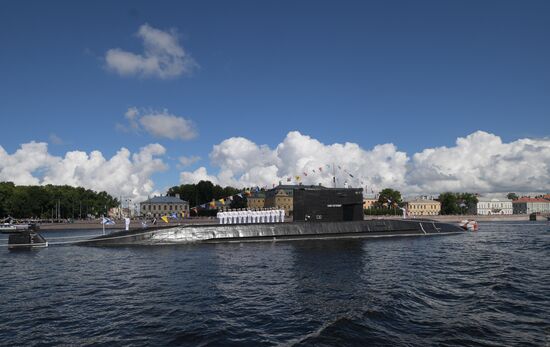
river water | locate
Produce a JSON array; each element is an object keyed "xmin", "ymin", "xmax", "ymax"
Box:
[{"xmin": 0, "ymin": 222, "xmax": 548, "ymax": 346}]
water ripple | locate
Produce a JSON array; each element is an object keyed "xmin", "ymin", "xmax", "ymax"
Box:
[{"xmin": 0, "ymin": 222, "xmax": 549, "ymax": 346}]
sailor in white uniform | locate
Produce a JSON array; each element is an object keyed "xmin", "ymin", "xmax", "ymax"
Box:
[
  {"xmin": 280, "ymin": 209, "xmax": 285, "ymax": 223},
  {"xmin": 274, "ymin": 209, "xmax": 280, "ymax": 223},
  {"xmin": 227, "ymin": 210, "xmax": 233, "ymax": 224},
  {"xmin": 217, "ymin": 211, "xmax": 222, "ymax": 224}
]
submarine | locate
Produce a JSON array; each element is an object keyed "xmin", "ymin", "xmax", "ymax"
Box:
[{"xmin": 80, "ymin": 186, "xmax": 465, "ymax": 246}]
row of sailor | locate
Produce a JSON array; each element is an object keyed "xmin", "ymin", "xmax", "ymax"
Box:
[{"xmin": 216, "ymin": 209, "xmax": 285, "ymax": 224}]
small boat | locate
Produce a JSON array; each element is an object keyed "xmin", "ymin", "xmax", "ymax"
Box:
[
  {"xmin": 0, "ymin": 222, "xmax": 40, "ymax": 233},
  {"xmin": 0, "ymin": 223, "xmax": 17, "ymax": 233},
  {"xmin": 459, "ymin": 220, "xmax": 478, "ymax": 231},
  {"xmin": 8, "ymin": 231, "xmax": 48, "ymax": 250}
]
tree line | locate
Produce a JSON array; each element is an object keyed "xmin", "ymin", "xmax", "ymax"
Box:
[
  {"xmin": 167, "ymin": 180, "xmax": 247, "ymax": 210},
  {"xmin": 364, "ymin": 188, "xmax": 480, "ymax": 215},
  {"xmin": 0, "ymin": 182, "xmax": 119, "ymax": 219}
]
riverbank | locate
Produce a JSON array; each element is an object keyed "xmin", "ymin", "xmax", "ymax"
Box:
[
  {"xmin": 370, "ymin": 214, "xmax": 544, "ymax": 222},
  {"xmin": 32, "ymin": 213, "xmax": 546, "ymax": 231}
]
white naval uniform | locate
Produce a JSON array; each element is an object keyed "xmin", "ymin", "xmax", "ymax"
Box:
[{"xmin": 280, "ymin": 209, "xmax": 285, "ymax": 223}]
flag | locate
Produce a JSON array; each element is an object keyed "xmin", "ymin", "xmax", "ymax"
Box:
[
  {"xmin": 237, "ymin": 193, "xmax": 243, "ymax": 198},
  {"xmin": 170, "ymin": 212, "xmax": 178, "ymax": 219},
  {"xmin": 295, "ymin": 175, "xmax": 301, "ymax": 181},
  {"xmin": 287, "ymin": 177, "xmax": 291, "ymax": 182},
  {"xmin": 161, "ymin": 216, "xmax": 169, "ymax": 223},
  {"xmin": 101, "ymin": 217, "xmax": 115, "ymax": 225},
  {"xmin": 312, "ymin": 169, "xmax": 316, "ymax": 173},
  {"xmin": 218, "ymin": 198, "xmax": 225, "ymax": 205},
  {"xmin": 319, "ymin": 167, "xmax": 323, "ymax": 172},
  {"xmin": 209, "ymin": 201, "xmax": 216, "ymax": 208},
  {"xmin": 349, "ymin": 173, "xmax": 354, "ymax": 178},
  {"xmin": 228, "ymin": 196, "xmax": 233, "ymax": 201},
  {"xmin": 303, "ymin": 172, "xmax": 308, "ymax": 176}
]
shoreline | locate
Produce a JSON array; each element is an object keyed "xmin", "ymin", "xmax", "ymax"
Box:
[{"xmin": 34, "ymin": 214, "xmax": 544, "ymax": 231}]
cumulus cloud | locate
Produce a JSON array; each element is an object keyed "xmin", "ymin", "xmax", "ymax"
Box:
[
  {"xmin": 105, "ymin": 23, "xmax": 197, "ymax": 79},
  {"xmin": 0, "ymin": 142, "xmax": 168, "ymax": 202},
  {"xmin": 119, "ymin": 107, "xmax": 197, "ymax": 140},
  {"xmin": 178, "ymin": 155, "xmax": 201, "ymax": 167},
  {"xmin": 179, "ymin": 131, "xmax": 550, "ymax": 194}
]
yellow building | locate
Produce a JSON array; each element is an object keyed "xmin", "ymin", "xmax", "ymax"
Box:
[
  {"xmin": 405, "ymin": 199, "xmax": 441, "ymax": 216},
  {"xmin": 247, "ymin": 191, "xmax": 265, "ymax": 209},
  {"xmin": 264, "ymin": 185, "xmax": 295, "ymax": 216},
  {"xmin": 363, "ymin": 198, "xmax": 377, "ymax": 210}
]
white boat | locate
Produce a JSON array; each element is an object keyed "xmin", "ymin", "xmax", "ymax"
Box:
[{"xmin": 0, "ymin": 223, "xmax": 17, "ymax": 233}]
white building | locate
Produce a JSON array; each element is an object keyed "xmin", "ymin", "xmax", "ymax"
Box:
[{"xmin": 476, "ymin": 197, "xmax": 513, "ymax": 215}]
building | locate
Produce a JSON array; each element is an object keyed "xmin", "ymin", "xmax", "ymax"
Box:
[
  {"xmin": 363, "ymin": 197, "xmax": 377, "ymax": 210},
  {"xmin": 513, "ymin": 197, "xmax": 550, "ymax": 214},
  {"xmin": 247, "ymin": 191, "xmax": 265, "ymax": 210},
  {"xmin": 140, "ymin": 194, "xmax": 189, "ymax": 218},
  {"xmin": 264, "ymin": 185, "xmax": 296, "ymax": 216},
  {"xmin": 405, "ymin": 199, "xmax": 441, "ymax": 216},
  {"xmin": 476, "ymin": 197, "xmax": 513, "ymax": 215},
  {"xmin": 293, "ymin": 186, "xmax": 363, "ymax": 222}
]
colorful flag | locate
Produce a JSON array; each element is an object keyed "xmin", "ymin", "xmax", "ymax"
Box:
[
  {"xmin": 170, "ymin": 212, "xmax": 178, "ymax": 219},
  {"xmin": 161, "ymin": 215, "xmax": 169, "ymax": 223},
  {"xmin": 101, "ymin": 217, "xmax": 115, "ymax": 225},
  {"xmin": 219, "ymin": 198, "xmax": 225, "ymax": 205},
  {"xmin": 209, "ymin": 201, "xmax": 216, "ymax": 208},
  {"xmin": 295, "ymin": 175, "xmax": 301, "ymax": 181}
]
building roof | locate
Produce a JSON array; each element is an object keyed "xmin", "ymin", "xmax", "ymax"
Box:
[
  {"xmin": 141, "ymin": 195, "xmax": 188, "ymax": 204},
  {"xmin": 405, "ymin": 199, "xmax": 441, "ymax": 204},
  {"xmin": 477, "ymin": 196, "xmax": 512, "ymax": 202},
  {"xmin": 514, "ymin": 197, "xmax": 550, "ymax": 203},
  {"xmin": 249, "ymin": 192, "xmax": 265, "ymax": 198}
]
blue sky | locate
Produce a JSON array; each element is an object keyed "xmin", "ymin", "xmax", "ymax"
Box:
[{"xmin": 1, "ymin": 0, "xmax": 549, "ymax": 198}]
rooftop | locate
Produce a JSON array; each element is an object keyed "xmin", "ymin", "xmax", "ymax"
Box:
[
  {"xmin": 514, "ymin": 197, "xmax": 550, "ymax": 203},
  {"xmin": 477, "ymin": 196, "xmax": 512, "ymax": 202},
  {"xmin": 141, "ymin": 195, "xmax": 188, "ymax": 204}
]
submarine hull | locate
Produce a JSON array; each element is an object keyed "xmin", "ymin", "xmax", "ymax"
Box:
[{"xmin": 79, "ymin": 219, "xmax": 465, "ymax": 246}]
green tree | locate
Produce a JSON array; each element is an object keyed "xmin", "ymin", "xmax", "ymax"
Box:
[
  {"xmin": 377, "ymin": 188, "xmax": 403, "ymax": 207},
  {"xmin": 507, "ymin": 192, "xmax": 518, "ymax": 200},
  {"xmin": 439, "ymin": 192, "xmax": 459, "ymax": 215},
  {"xmin": 439, "ymin": 192, "xmax": 478, "ymax": 215}
]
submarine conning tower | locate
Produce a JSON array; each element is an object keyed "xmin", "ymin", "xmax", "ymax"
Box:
[{"xmin": 292, "ymin": 186, "xmax": 364, "ymax": 222}]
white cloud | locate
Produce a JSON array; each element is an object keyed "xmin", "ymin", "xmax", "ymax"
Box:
[
  {"xmin": 49, "ymin": 133, "xmax": 64, "ymax": 145},
  {"xmin": 407, "ymin": 131, "xmax": 550, "ymax": 194},
  {"xmin": 178, "ymin": 155, "xmax": 201, "ymax": 167},
  {"xmin": 105, "ymin": 23, "xmax": 197, "ymax": 79},
  {"xmin": 119, "ymin": 107, "xmax": 198, "ymax": 141},
  {"xmin": 0, "ymin": 142, "xmax": 168, "ymax": 202},
  {"xmin": 179, "ymin": 131, "xmax": 550, "ymax": 194}
]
